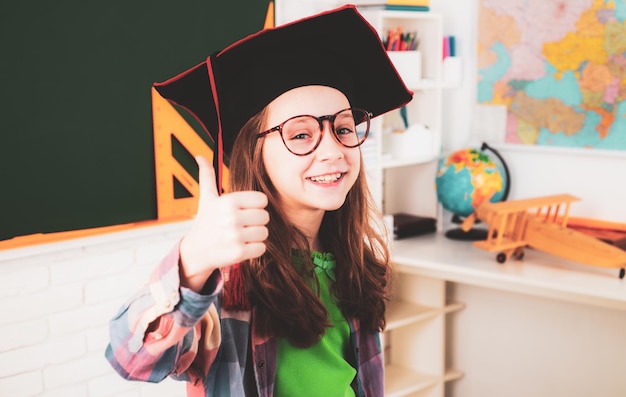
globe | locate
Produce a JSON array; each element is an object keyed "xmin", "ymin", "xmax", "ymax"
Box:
[{"xmin": 435, "ymin": 143, "xmax": 510, "ymax": 240}]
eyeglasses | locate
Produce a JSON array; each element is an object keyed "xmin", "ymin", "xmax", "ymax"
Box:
[{"xmin": 257, "ymin": 108, "xmax": 372, "ymax": 156}]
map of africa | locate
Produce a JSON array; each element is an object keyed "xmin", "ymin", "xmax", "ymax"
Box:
[{"xmin": 477, "ymin": 0, "xmax": 626, "ymax": 150}]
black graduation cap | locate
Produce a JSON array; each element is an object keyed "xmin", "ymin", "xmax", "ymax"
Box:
[{"xmin": 154, "ymin": 4, "xmax": 413, "ymax": 192}]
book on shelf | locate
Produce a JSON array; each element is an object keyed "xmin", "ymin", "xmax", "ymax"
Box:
[
  {"xmin": 392, "ymin": 213, "xmax": 437, "ymax": 239},
  {"xmin": 355, "ymin": 0, "xmax": 430, "ymax": 10},
  {"xmin": 385, "ymin": 5, "xmax": 430, "ymax": 11},
  {"xmin": 387, "ymin": 0, "xmax": 430, "ymax": 5},
  {"xmin": 385, "ymin": 0, "xmax": 430, "ymax": 11}
]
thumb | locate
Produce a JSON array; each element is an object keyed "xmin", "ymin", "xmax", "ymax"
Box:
[{"xmin": 195, "ymin": 155, "xmax": 220, "ymax": 201}]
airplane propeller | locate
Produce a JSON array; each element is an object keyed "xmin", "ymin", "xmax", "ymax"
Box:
[{"xmin": 460, "ymin": 213, "xmax": 476, "ymax": 232}]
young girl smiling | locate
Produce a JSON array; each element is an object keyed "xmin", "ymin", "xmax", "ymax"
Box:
[{"xmin": 106, "ymin": 5, "xmax": 412, "ymax": 396}]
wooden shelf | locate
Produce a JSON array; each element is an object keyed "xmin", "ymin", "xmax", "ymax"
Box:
[
  {"xmin": 386, "ymin": 301, "xmax": 439, "ymax": 330},
  {"xmin": 361, "ymin": 10, "xmax": 457, "ymax": 397},
  {"xmin": 359, "ymin": 9, "xmax": 443, "ymax": 219},
  {"xmin": 385, "ymin": 365, "xmax": 438, "ymax": 397},
  {"xmin": 443, "ymin": 301, "xmax": 466, "ymax": 315},
  {"xmin": 387, "ymin": 301, "xmax": 465, "ymax": 331},
  {"xmin": 385, "ymin": 366, "xmax": 465, "ymax": 397},
  {"xmin": 392, "ymin": 233, "xmax": 626, "ymax": 311},
  {"xmin": 379, "ymin": 155, "xmax": 438, "ymax": 170},
  {"xmin": 443, "ymin": 369, "xmax": 464, "ymax": 383}
]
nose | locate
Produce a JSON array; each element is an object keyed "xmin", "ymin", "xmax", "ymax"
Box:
[{"xmin": 315, "ymin": 121, "xmax": 344, "ymax": 161}]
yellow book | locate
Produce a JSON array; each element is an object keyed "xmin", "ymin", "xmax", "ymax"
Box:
[{"xmin": 386, "ymin": 0, "xmax": 430, "ymax": 6}]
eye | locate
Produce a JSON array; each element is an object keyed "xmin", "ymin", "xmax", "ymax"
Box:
[
  {"xmin": 290, "ymin": 130, "xmax": 314, "ymax": 140},
  {"xmin": 283, "ymin": 117, "xmax": 318, "ymax": 141},
  {"xmin": 333, "ymin": 112, "xmax": 358, "ymax": 136},
  {"xmin": 335, "ymin": 126, "xmax": 356, "ymax": 136},
  {"xmin": 334, "ymin": 116, "xmax": 357, "ymax": 136}
]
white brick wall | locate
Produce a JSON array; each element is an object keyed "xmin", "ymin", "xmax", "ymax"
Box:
[{"xmin": 0, "ymin": 221, "xmax": 194, "ymax": 397}]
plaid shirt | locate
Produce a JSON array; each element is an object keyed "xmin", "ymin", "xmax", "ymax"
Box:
[{"xmin": 105, "ymin": 241, "xmax": 385, "ymax": 396}]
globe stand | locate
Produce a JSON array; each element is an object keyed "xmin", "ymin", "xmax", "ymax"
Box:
[
  {"xmin": 445, "ymin": 227, "xmax": 488, "ymax": 241},
  {"xmin": 444, "ymin": 214, "xmax": 490, "ymax": 241}
]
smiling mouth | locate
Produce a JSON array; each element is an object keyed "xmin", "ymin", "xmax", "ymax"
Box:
[{"xmin": 308, "ymin": 172, "xmax": 343, "ymax": 183}]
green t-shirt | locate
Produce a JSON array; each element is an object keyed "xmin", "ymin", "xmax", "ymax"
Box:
[{"xmin": 274, "ymin": 252, "xmax": 356, "ymax": 397}]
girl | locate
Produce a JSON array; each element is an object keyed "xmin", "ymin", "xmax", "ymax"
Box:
[{"xmin": 106, "ymin": 5, "xmax": 412, "ymax": 396}]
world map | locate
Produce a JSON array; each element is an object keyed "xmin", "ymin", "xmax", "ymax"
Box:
[{"xmin": 477, "ymin": 0, "xmax": 626, "ymax": 150}]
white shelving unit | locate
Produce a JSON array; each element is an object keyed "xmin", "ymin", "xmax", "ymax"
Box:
[
  {"xmin": 360, "ymin": 9, "xmax": 443, "ymax": 220},
  {"xmin": 358, "ymin": 9, "xmax": 465, "ymax": 396},
  {"xmin": 382, "ymin": 273, "xmax": 464, "ymax": 397}
]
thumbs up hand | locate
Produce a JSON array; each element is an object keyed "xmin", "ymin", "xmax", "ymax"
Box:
[{"xmin": 179, "ymin": 156, "xmax": 269, "ymax": 292}]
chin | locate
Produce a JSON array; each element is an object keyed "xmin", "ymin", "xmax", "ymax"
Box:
[{"xmin": 318, "ymin": 199, "xmax": 347, "ymax": 212}]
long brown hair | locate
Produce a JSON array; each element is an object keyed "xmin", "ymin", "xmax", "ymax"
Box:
[{"xmin": 224, "ymin": 106, "xmax": 392, "ymax": 348}]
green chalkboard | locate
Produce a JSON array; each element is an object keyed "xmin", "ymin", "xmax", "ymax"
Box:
[{"xmin": 0, "ymin": 1, "xmax": 270, "ymax": 241}]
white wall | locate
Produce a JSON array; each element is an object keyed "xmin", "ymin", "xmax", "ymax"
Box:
[{"xmin": 0, "ymin": 223, "xmax": 191, "ymax": 397}]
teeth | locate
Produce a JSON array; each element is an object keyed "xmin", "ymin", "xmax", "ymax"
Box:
[{"xmin": 310, "ymin": 173, "xmax": 341, "ymax": 183}]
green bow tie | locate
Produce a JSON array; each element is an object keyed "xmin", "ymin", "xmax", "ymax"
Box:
[
  {"xmin": 292, "ymin": 250, "xmax": 336, "ymax": 281},
  {"xmin": 311, "ymin": 251, "xmax": 336, "ymax": 281}
]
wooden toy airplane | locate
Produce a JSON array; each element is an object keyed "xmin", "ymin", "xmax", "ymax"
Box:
[{"xmin": 461, "ymin": 194, "xmax": 626, "ymax": 279}]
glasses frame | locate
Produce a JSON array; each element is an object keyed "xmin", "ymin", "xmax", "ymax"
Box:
[{"xmin": 257, "ymin": 107, "xmax": 372, "ymax": 156}]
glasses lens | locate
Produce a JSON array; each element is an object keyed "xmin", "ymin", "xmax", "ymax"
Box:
[
  {"xmin": 333, "ymin": 109, "xmax": 369, "ymax": 148},
  {"xmin": 281, "ymin": 116, "xmax": 321, "ymax": 155},
  {"xmin": 279, "ymin": 109, "xmax": 370, "ymax": 155}
]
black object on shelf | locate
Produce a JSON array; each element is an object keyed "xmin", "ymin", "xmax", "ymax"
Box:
[
  {"xmin": 445, "ymin": 214, "xmax": 489, "ymax": 241},
  {"xmin": 393, "ymin": 213, "xmax": 437, "ymax": 240}
]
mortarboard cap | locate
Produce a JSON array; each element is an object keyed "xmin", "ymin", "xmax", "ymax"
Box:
[{"xmin": 154, "ymin": 4, "xmax": 413, "ymax": 192}]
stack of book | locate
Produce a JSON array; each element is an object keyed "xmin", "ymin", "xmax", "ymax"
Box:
[
  {"xmin": 392, "ymin": 213, "xmax": 436, "ymax": 239},
  {"xmin": 386, "ymin": 0, "xmax": 430, "ymax": 12}
]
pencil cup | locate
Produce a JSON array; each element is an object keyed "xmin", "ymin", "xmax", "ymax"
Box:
[{"xmin": 387, "ymin": 51, "xmax": 422, "ymax": 86}]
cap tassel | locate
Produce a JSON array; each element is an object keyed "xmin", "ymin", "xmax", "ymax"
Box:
[{"xmin": 222, "ymin": 263, "xmax": 250, "ymax": 311}]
